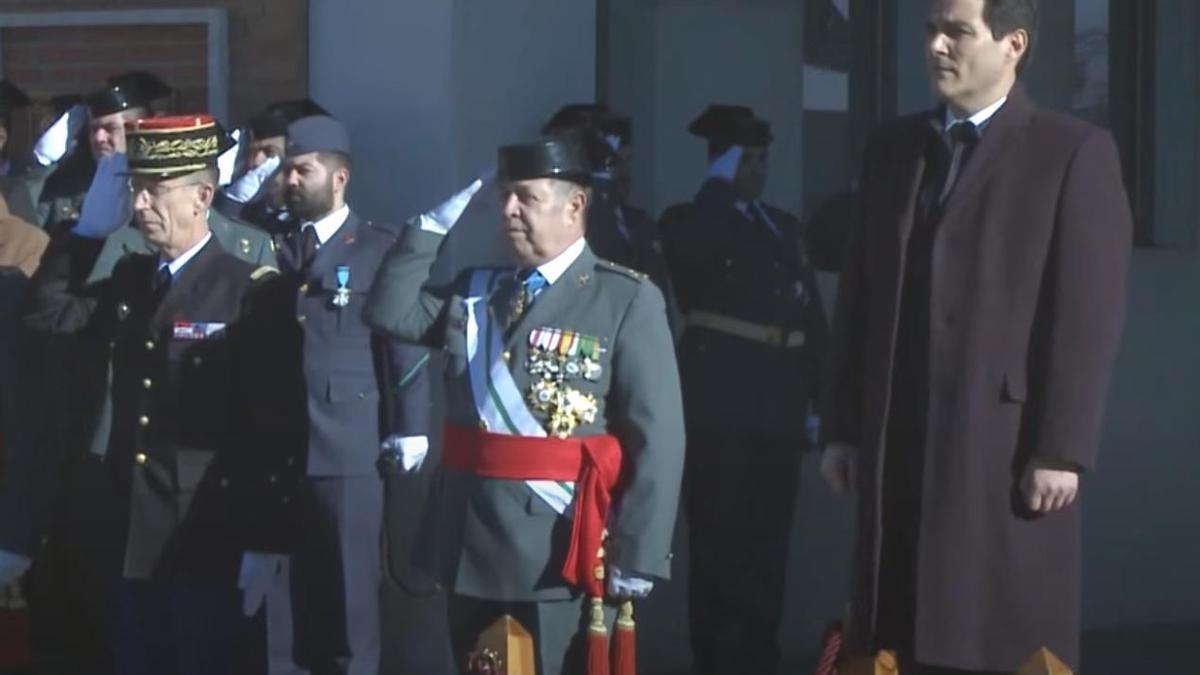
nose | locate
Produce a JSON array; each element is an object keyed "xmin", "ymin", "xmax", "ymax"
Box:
[
  {"xmin": 502, "ymin": 193, "xmax": 521, "ymax": 220},
  {"xmin": 285, "ymin": 169, "xmax": 301, "ymax": 188},
  {"xmin": 929, "ymin": 32, "xmax": 950, "ymax": 58},
  {"xmin": 132, "ymin": 188, "xmax": 152, "ymax": 210}
]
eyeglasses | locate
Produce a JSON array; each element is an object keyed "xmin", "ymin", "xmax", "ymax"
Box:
[{"xmin": 126, "ymin": 179, "xmax": 205, "ymax": 198}]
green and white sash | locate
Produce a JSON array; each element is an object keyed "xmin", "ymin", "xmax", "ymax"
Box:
[{"xmin": 465, "ymin": 269, "xmax": 575, "ymax": 514}]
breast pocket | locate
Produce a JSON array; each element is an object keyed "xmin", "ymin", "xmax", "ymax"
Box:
[{"xmin": 326, "ymin": 373, "xmax": 380, "ymax": 404}]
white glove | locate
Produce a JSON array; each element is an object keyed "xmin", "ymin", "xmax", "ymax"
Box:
[
  {"xmin": 74, "ymin": 154, "xmax": 132, "ymax": 239},
  {"xmin": 33, "ymin": 104, "xmax": 88, "ymax": 167},
  {"xmin": 381, "ymin": 435, "xmax": 429, "ymax": 473},
  {"xmin": 705, "ymin": 145, "xmax": 744, "ymax": 182},
  {"xmin": 237, "ymin": 552, "xmax": 285, "ymax": 617},
  {"xmin": 416, "ymin": 170, "xmax": 493, "ymax": 235},
  {"xmin": 0, "ymin": 550, "xmax": 32, "ymax": 587},
  {"xmin": 222, "ymin": 155, "xmax": 280, "ymax": 204},
  {"xmin": 607, "ymin": 565, "xmax": 654, "ymax": 599},
  {"xmin": 217, "ymin": 128, "xmax": 242, "ymax": 187}
]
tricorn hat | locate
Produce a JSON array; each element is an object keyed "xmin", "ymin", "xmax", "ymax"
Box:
[
  {"xmin": 688, "ymin": 104, "xmax": 773, "ymax": 147},
  {"xmin": 85, "ymin": 82, "xmax": 153, "ymax": 118},
  {"xmin": 106, "ymin": 71, "xmax": 174, "ymax": 102},
  {"xmin": 125, "ymin": 114, "xmax": 224, "ymax": 178},
  {"xmin": 497, "ymin": 134, "xmax": 592, "ymax": 185},
  {"xmin": 250, "ymin": 98, "xmax": 329, "ymax": 140}
]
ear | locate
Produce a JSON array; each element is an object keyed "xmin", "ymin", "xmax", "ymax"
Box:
[
  {"xmin": 568, "ymin": 187, "xmax": 588, "ymax": 222},
  {"xmin": 195, "ymin": 183, "xmax": 215, "ymax": 213},
  {"xmin": 1006, "ymin": 28, "xmax": 1030, "ymax": 66},
  {"xmin": 334, "ymin": 166, "xmax": 350, "ymax": 191}
]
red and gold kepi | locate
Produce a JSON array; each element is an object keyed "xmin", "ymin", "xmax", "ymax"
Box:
[{"xmin": 125, "ymin": 114, "xmax": 228, "ymax": 178}]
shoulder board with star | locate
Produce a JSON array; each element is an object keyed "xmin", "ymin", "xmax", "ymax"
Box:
[
  {"xmin": 250, "ymin": 265, "xmax": 279, "ymax": 281},
  {"xmin": 596, "ymin": 259, "xmax": 647, "ymax": 282}
]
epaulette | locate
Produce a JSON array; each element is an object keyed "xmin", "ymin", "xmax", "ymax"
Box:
[
  {"xmin": 363, "ymin": 220, "xmax": 403, "ymax": 238},
  {"xmin": 596, "ymin": 259, "xmax": 647, "ymax": 282},
  {"xmin": 250, "ymin": 265, "xmax": 279, "ymax": 281}
]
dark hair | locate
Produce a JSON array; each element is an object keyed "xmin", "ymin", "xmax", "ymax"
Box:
[
  {"xmin": 983, "ymin": 0, "xmax": 1038, "ymax": 73},
  {"xmin": 316, "ymin": 150, "xmax": 351, "ymax": 172}
]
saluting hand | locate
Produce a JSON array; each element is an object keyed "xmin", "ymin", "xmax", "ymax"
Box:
[
  {"xmin": 1020, "ymin": 459, "xmax": 1080, "ymax": 514},
  {"xmin": 820, "ymin": 442, "xmax": 858, "ymax": 497}
]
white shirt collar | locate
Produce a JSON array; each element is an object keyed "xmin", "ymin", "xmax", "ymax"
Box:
[
  {"xmin": 301, "ymin": 204, "xmax": 351, "ymax": 247},
  {"xmin": 944, "ymin": 95, "xmax": 1008, "ymax": 133},
  {"xmin": 533, "ymin": 236, "xmax": 587, "ymax": 285},
  {"xmin": 159, "ymin": 232, "xmax": 213, "ymax": 277}
]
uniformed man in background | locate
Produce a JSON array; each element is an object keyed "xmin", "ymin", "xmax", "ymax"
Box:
[
  {"xmin": 541, "ymin": 103, "xmax": 679, "ymax": 335},
  {"xmin": 365, "ymin": 134, "xmax": 685, "ymax": 675},
  {"xmin": 26, "ymin": 113, "xmax": 302, "ymax": 675},
  {"xmin": 658, "ymin": 104, "xmax": 828, "ymax": 675}
]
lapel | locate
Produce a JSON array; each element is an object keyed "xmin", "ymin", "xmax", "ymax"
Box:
[
  {"xmin": 503, "ymin": 244, "xmax": 597, "ymax": 348},
  {"xmin": 937, "ymin": 85, "xmax": 1035, "ymax": 224},
  {"xmin": 894, "ymin": 113, "xmax": 938, "ymax": 248},
  {"xmin": 150, "ymin": 237, "xmax": 223, "ymax": 328}
]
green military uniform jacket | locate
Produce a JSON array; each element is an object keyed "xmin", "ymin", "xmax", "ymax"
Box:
[{"xmin": 364, "ymin": 227, "xmax": 685, "ymax": 602}]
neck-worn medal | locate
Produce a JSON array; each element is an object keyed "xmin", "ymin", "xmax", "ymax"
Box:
[{"xmin": 332, "ymin": 265, "xmax": 351, "ymax": 308}]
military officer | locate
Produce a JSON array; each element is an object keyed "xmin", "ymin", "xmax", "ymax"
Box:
[
  {"xmin": 26, "ymin": 114, "xmax": 302, "ymax": 675},
  {"xmin": 215, "ymin": 98, "xmax": 329, "ymax": 235},
  {"xmin": 259, "ymin": 115, "xmax": 436, "ymax": 675},
  {"xmin": 657, "ymin": 104, "xmax": 828, "ymax": 675},
  {"xmin": 541, "ymin": 104, "xmax": 679, "ymax": 335},
  {"xmin": 365, "ymin": 134, "xmax": 685, "ymax": 675}
]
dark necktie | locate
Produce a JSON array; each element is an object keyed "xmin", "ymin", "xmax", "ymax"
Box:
[
  {"xmin": 938, "ymin": 120, "xmax": 980, "ymax": 204},
  {"xmin": 299, "ymin": 225, "xmax": 319, "ymax": 274},
  {"xmin": 151, "ymin": 265, "xmax": 172, "ymax": 294}
]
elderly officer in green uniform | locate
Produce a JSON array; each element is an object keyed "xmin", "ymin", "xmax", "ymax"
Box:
[
  {"xmin": 658, "ymin": 104, "xmax": 828, "ymax": 675},
  {"xmin": 365, "ymin": 135, "xmax": 685, "ymax": 675},
  {"xmin": 26, "ymin": 113, "xmax": 302, "ymax": 675}
]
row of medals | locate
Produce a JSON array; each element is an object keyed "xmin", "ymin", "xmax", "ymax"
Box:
[{"xmin": 525, "ymin": 328, "xmax": 603, "ymax": 438}]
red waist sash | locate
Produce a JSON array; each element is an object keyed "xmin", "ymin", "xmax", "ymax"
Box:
[{"xmin": 443, "ymin": 424, "xmax": 623, "ymax": 597}]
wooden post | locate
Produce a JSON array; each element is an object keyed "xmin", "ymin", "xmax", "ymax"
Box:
[{"xmin": 466, "ymin": 614, "xmax": 536, "ymax": 675}]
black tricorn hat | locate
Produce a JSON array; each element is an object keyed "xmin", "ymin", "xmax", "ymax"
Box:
[
  {"xmin": 0, "ymin": 81, "xmax": 32, "ymax": 117},
  {"xmin": 85, "ymin": 82, "xmax": 152, "ymax": 118},
  {"xmin": 498, "ymin": 135, "xmax": 591, "ymax": 185},
  {"xmin": 688, "ymin": 104, "xmax": 773, "ymax": 147},
  {"xmin": 107, "ymin": 71, "xmax": 174, "ymax": 102},
  {"xmin": 250, "ymin": 98, "xmax": 329, "ymax": 140},
  {"xmin": 125, "ymin": 114, "xmax": 223, "ymax": 178},
  {"xmin": 542, "ymin": 103, "xmax": 633, "ymax": 147}
]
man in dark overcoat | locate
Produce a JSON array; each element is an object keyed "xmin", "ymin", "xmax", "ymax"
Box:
[{"xmin": 820, "ymin": 1, "xmax": 1132, "ymax": 673}]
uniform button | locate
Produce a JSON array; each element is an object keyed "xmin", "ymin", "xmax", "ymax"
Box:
[
  {"xmin": 109, "ymin": 340, "xmax": 117, "ymax": 350},
  {"xmin": 281, "ymin": 496, "xmax": 291, "ymax": 504},
  {"xmin": 144, "ymin": 340, "xmax": 155, "ymax": 351},
  {"xmin": 138, "ymin": 415, "xmax": 150, "ymax": 427},
  {"xmin": 299, "ymin": 283, "xmax": 309, "ymax": 294},
  {"xmin": 135, "ymin": 453, "xmax": 147, "ymax": 465},
  {"xmin": 192, "ymin": 356, "xmax": 203, "ymax": 366},
  {"xmin": 479, "ymin": 419, "xmax": 489, "ymax": 431},
  {"xmin": 502, "ymin": 350, "xmax": 511, "ymax": 362},
  {"xmin": 297, "ymin": 315, "xmax": 307, "ymax": 323},
  {"xmin": 268, "ymin": 474, "xmax": 278, "ymax": 484},
  {"xmin": 219, "ymin": 478, "xmax": 230, "ymax": 488},
  {"xmin": 142, "ymin": 378, "xmax": 153, "ymax": 390},
  {"xmin": 286, "ymin": 457, "xmax": 295, "ymax": 467}
]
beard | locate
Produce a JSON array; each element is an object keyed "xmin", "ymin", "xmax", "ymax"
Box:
[{"xmin": 285, "ymin": 177, "xmax": 335, "ymax": 221}]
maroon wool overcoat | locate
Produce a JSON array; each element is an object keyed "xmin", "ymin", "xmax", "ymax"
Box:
[{"xmin": 822, "ymin": 86, "xmax": 1132, "ymax": 671}]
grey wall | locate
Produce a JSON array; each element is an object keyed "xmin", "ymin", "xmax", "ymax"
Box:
[{"xmin": 309, "ymin": 0, "xmax": 595, "ymax": 271}]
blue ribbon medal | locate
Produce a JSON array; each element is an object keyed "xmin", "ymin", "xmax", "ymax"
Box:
[{"xmin": 332, "ymin": 265, "xmax": 351, "ymax": 308}]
